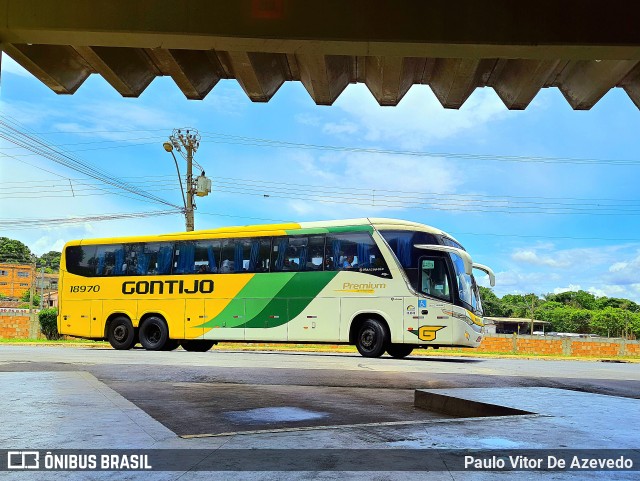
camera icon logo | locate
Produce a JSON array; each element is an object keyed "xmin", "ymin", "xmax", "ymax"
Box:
[{"xmin": 7, "ymin": 451, "xmax": 40, "ymax": 469}]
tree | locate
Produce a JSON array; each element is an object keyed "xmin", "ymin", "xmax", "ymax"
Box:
[
  {"xmin": 20, "ymin": 290, "xmax": 41, "ymax": 307},
  {"xmin": 0, "ymin": 237, "xmax": 33, "ymax": 264},
  {"xmin": 478, "ymin": 287, "xmax": 507, "ymax": 317},
  {"xmin": 37, "ymin": 251, "xmax": 61, "ymax": 272},
  {"xmin": 545, "ymin": 290, "xmax": 596, "ymax": 310},
  {"xmin": 590, "ymin": 307, "xmax": 630, "ymax": 338}
]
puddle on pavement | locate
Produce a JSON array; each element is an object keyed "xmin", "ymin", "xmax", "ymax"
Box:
[{"xmin": 223, "ymin": 407, "xmax": 327, "ymax": 424}]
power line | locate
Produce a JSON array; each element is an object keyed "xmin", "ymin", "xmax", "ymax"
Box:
[
  {"xmin": 13, "ymin": 126, "xmax": 640, "ymax": 167},
  {"xmin": 3, "ymin": 174, "xmax": 640, "ymax": 208},
  {"xmin": 205, "ymin": 184, "xmax": 640, "ymax": 215},
  {"xmin": 0, "ymin": 114, "xmax": 182, "ymax": 210},
  {"xmin": 198, "ymin": 131, "xmax": 640, "ymax": 167},
  {"xmin": 0, "ymin": 210, "xmax": 180, "ymax": 230}
]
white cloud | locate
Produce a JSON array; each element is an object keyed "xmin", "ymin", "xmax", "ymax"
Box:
[
  {"xmin": 276, "ymin": 150, "xmax": 462, "ymax": 219},
  {"xmin": 51, "ymin": 101, "xmax": 179, "ymax": 140},
  {"xmin": 295, "ymin": 113, "xmax": 321, "ymax": 126},
  {"xmin": 511, "ymin": 249, "xmax": 570, "ymax": 268},
  {"xmin": 329, "ymin": 84, "xmax": 508, "ymax": 150},
  {"xmin": 322, "ymin": 122, "xmax": 359, "ymax": 136},
  {"xmin": 31, "ymin": 237, "xmax": 66, "ymax": 256},
  {"xmin": 553, "ymin": 284, "xmax": 583, "ymax": 294},
  {"xmin": 499, "ymin": 244, "xmax": 640, "ymax": 302},
  {"xmin": 605, "ymin": 253, "xmax": 640, "ymax": 285}
]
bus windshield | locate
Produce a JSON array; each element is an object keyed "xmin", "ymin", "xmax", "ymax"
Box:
[{"xmin": 450, "ymin": 252, "xmax": 482, "ymax": 315}]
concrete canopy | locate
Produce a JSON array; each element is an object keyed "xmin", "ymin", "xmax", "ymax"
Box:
[{"xmin": 1, "ymin": 0, "xmax": 640, "ymax": 109}]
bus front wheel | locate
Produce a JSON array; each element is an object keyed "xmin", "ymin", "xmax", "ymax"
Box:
[
  {"xmin": 107, "ymin": 316, "xmax": 135, "ymax": 350},
  {"xmin": 386, "ymin": 344, "xmax": 414, "ymax": 359},
  {"xmin": 355, "ymin": 319, "xmax": 388, "ymax": 358},
  {"xmin": 139, "ymin": 316, "xmax": 169, "ymax": 351}
]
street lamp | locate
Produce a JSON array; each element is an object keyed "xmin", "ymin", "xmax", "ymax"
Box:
[{"xmin": 162, "ymin": 141, "xmax": 191, "ymax": 231}]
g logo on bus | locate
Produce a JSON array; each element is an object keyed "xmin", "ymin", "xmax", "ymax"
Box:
[{"xmin": 408, "ymin": 326, "xmax": 445, "ymax": 341}]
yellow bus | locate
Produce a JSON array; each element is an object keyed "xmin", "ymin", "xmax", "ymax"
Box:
[{"xmin": 58, "ymin": 218, "xmax": 495, "ymax": 358}]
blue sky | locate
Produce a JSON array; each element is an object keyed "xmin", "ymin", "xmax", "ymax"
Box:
[{"xmin": 1, "ymin": 55, "xmax": 639, "ymax": 301}]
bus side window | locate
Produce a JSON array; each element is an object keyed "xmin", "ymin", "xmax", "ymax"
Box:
[
  {"xmin": 194, "ymin": 240, "xmax": 221, "ymax": 274},
  {"xmin": 306, "ymin": 235, "xmax": 325, "ymax": 271},
  {"xmin": 173, "ymin": 241, "xmax": 196, "ymax": 274},
  {"xmin": 135, "ymin": 242, "xmax": 175, "ymax": 275},
  {"xmin": 326, "ymin": 232, "xmax": 387, "ymax": 271},
  {"xmin": 272, "ymin": 237, "xmax": 303, "ymax": 272},
  {"xmin": 66, "ymin": 245, "xmax": 97, "ymax": 277}
]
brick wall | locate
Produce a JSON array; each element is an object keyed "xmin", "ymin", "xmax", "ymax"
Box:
[
  {"xmin": 515, "ymin": 337, "xmax": 564, "ymax": 355},
  {"xmin": 0, "ymin": 309, "xmax": 34, "ymax": 338},
  {"xmin": 454, "ymin": 334, "xmax": 640, "ymax": 357},
  {"xmin": 475, "ymin": 336, "xmax": 513, "ymax": 353},
  {"xmin": 626, "ymin": 343, "xmax": 640, "ymax": 356}
]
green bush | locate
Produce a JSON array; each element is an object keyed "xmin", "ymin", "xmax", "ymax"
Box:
[
  {"xmin": 20, "ymin": 291, "xmax": 41, "ymax": 307},
  {"xmin": 38, "ymin": 308, "xmax": 60, "ymax": 340}
]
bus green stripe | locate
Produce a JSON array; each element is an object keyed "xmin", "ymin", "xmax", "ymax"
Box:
[
  {"xmin": 326, "ymin": 225, "xmax": 373, "ymax": 233},
  {"xmin": 284, "ymin": 228, "xmax": 328, "ymax": 235},
  {"xmin": 196, "ymin": 273, "xmax": 294, "ymax": 328},
  {"xmin": 239, "ymin": 271, "xmax": 338, "ymax": 329}
]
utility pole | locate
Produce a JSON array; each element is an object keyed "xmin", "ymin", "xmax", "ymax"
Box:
[
  {"xmin": 40, "ymin": 267, "xmax": 45, "ymax": 309},
  {"xmin": 28, "ymin": 259, "xmax": 37, "ymax": 338},
  {"xmin": 529, "ymin": 294, "xmax": 537, "ymax": 336},
  {"xmin": 163, "ymin": 128, "xmax": 207, "ymax": 232}
]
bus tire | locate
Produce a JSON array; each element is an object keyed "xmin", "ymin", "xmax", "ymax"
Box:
[
  {"xmin": 139, "ymin": 316, "xmax": 169, "ymax": 351},
  {"xmin": 107, "ymin": 316, "xmax": 135, "ymax": 350},
  {"xmin": 355, "ymin": 318, "xmax": 388, "ymax": 358},
  {"xmin": 386, "ymin": 344, "xmax": 414, "ymax": 359},
  {"xmin": 181, "ymin": 340, "xmax": 216, "ymax": 352}
]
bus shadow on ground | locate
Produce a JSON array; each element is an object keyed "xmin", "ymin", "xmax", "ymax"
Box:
[{"xmin": 215, "ymin": 350, "xmax": 485, "ymax": 363}]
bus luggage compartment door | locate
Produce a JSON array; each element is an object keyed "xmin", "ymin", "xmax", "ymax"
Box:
[
  {"xmin": 203, "ymin": 298, "xmax": 245, "ymax": 341},
  {"xmin": 59, "ymin": 300, "xmax": 92, "ymax": 337},
  {"xmin": 244, "ymin": 297, "xmax": 288, "ymax": 341},
  {"xmin": 287, "ymin": 297, "xmax": 339, "ymax": 342},
  {"xmin": 89, "ymin": 300, "xmax": 103, "ymax": 339}
]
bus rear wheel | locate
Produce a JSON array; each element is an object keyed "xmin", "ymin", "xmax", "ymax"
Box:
[
  {"xmin": 139, "ymin": 316, "xmax": 169, "ymax": 351},
  {"xmin": 107, "ymin": 316, "xmax": 135, "ymax": 350},
  {"xmin": 355, "ymin": 319, "xmax": 388, "ymax": 358},
  {"xmin": 181, "ymin": 340, "xmax": 216, "ymax": 352},
  {"xmin": 386, "ymin": 344, "xmax": 414, "ymax": 359}
]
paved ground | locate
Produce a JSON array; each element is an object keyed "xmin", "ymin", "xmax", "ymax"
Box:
[{"xmin": 0, "ymin": 345, "xmax": 638, "ymax": 480}]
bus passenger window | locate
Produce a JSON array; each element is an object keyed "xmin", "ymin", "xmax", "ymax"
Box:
[
  {"xmin": 325, "ymin": 232, "xmax": 388, "ymax": 274},
  {"xmin": 307, "ymin": 236, "xmax": 325, "ymax": 271},
  {"xmin": 218, "ymin": 238, "xmax": 271, "ymax": 273},
  {"xmin": 173, "ymin": 241, "xmax": 196, "ymax": 274},
  {"xmin": 272, "ymin": 236, "xmax": 322, "ymax": 272},
  {"xmin": 194, "ymin": 240, "xmax": 221, "ymax": 274}
]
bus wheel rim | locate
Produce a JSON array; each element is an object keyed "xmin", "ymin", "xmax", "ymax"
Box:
[
  {"xmin": 361, "ymin": 328, "xmax": 375, "ymax": 349},
  {"xmin": 113, "ymin": 325, "xmax": 127, "ymax": 342},
  {"xmin": 147, "ymin": 326, "xmax": 161, "ymax": 344}
]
